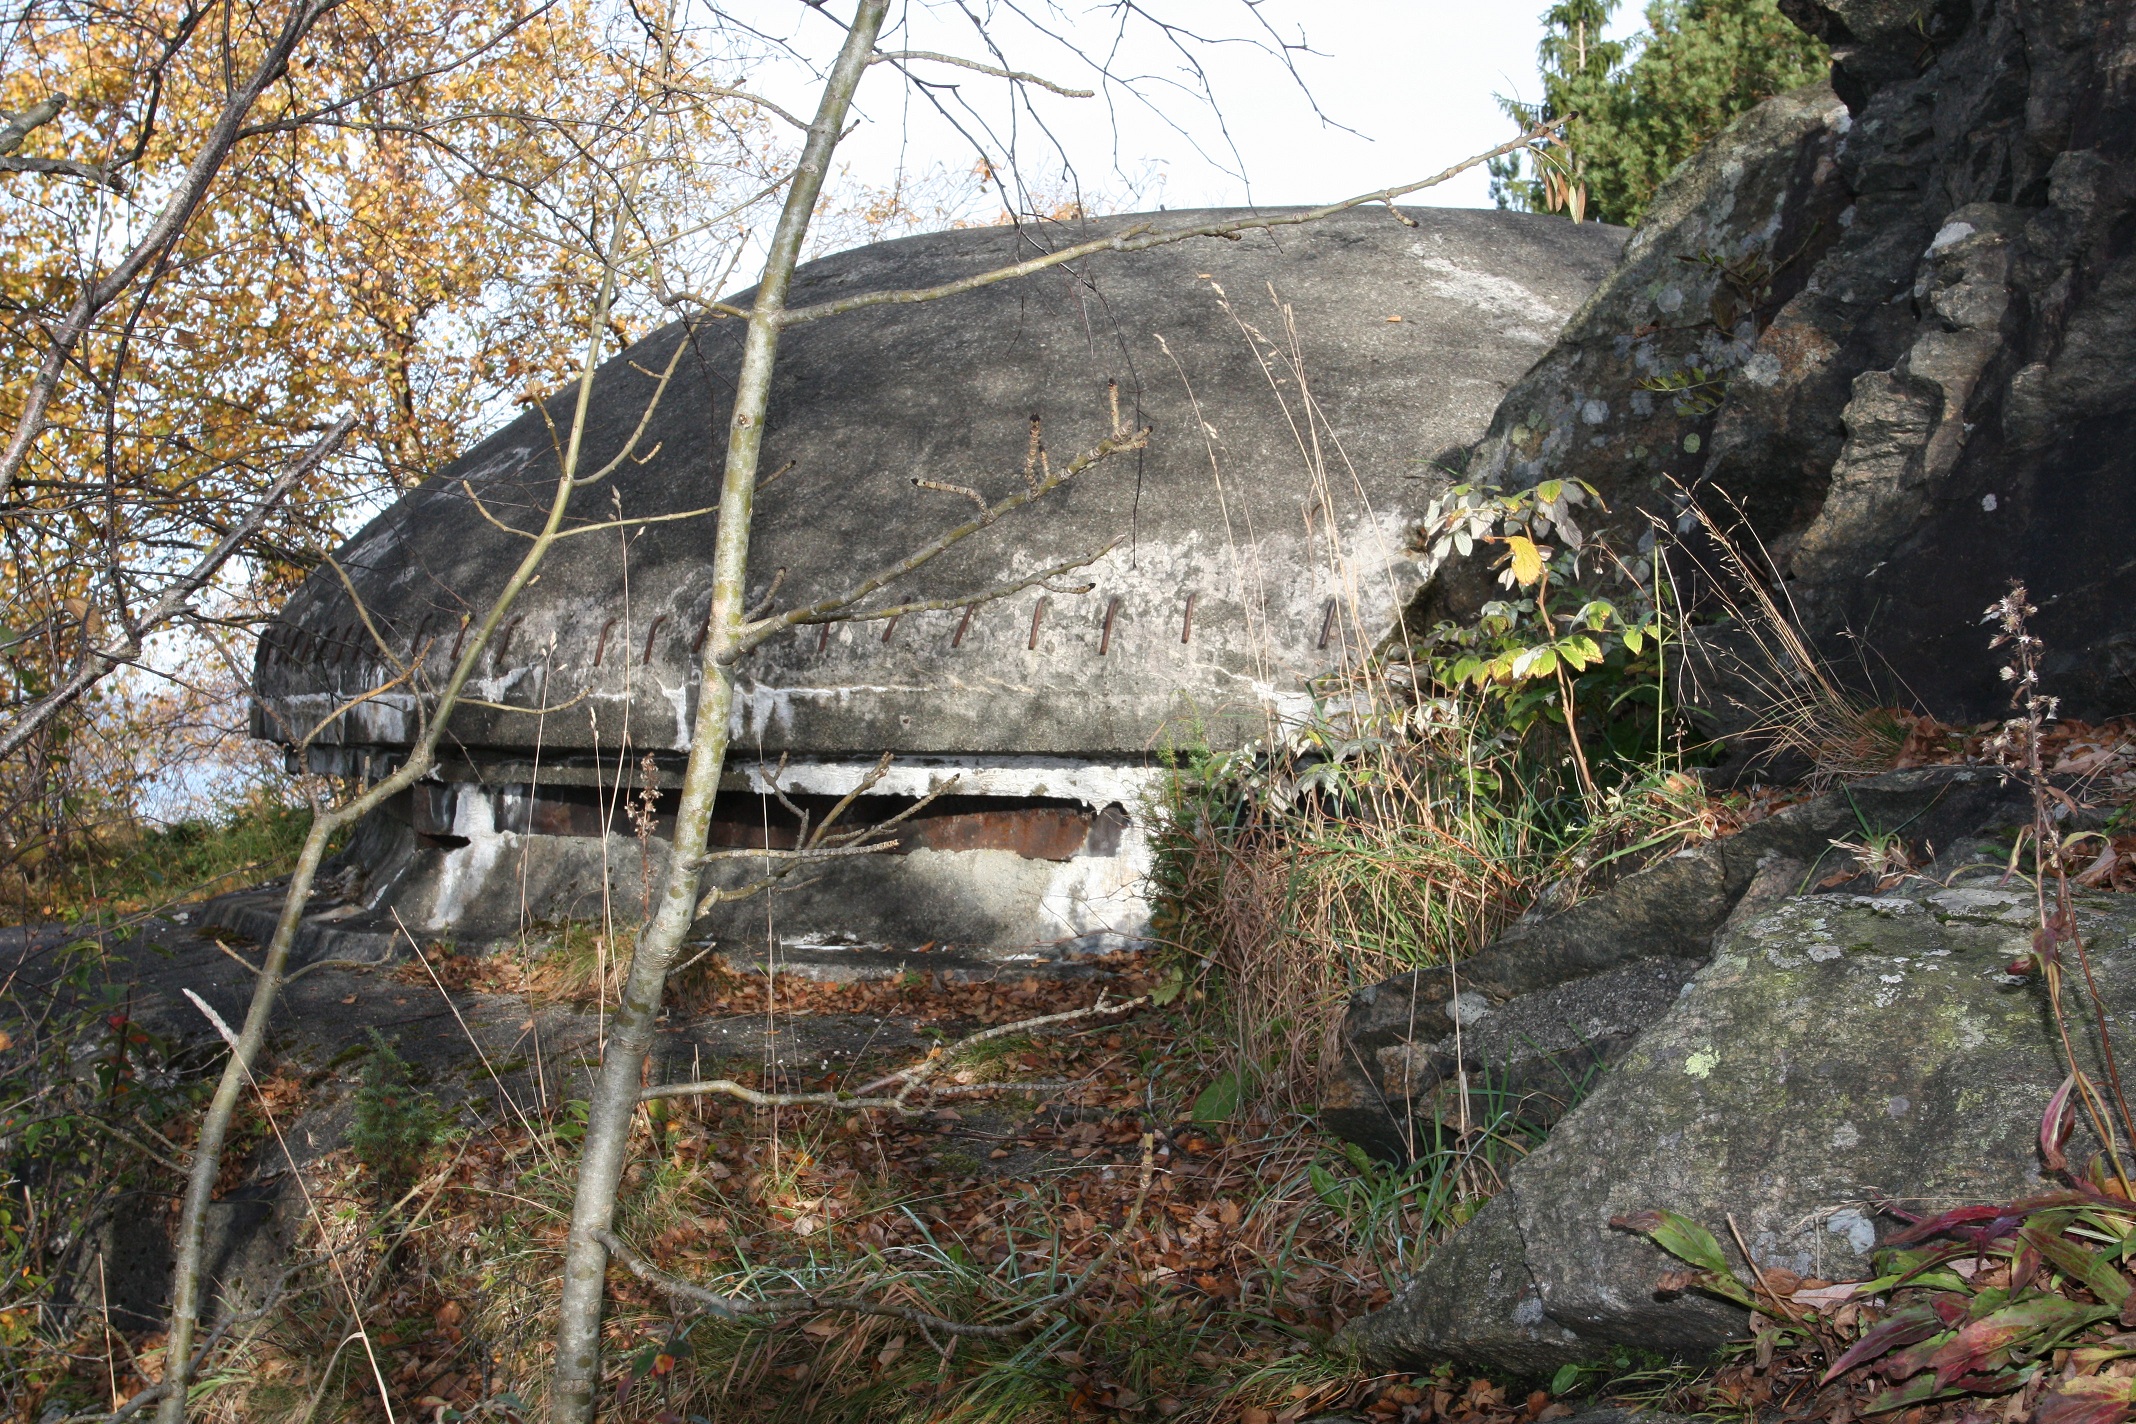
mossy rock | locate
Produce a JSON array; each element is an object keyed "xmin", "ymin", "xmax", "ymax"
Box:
[{"xmin": 1343, "ymin": 878, "xmax": 2136, "ymax": 1375}]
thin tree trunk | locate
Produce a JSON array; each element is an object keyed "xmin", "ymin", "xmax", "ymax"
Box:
[
  {"xmin": 544, "ymin": 5, "xmax": 890, "ymax": 1418},
  {"xmin": 153, "ymin": 216, "xmax": 662, "ymax": 1424}
]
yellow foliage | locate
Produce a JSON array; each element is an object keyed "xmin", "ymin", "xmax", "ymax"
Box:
[
  {"xmin": 1503, "ymin": 534, "xmax": 1544, "ymax": 587},
  {"xmin": 0, "ymin": 0, "xmax": 786, "ymax": 864}
]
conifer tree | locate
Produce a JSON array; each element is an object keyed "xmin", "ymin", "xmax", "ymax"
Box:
[{"xmin": 1491, "ymin": 0, "xmax": 1828, "ymax": 228}]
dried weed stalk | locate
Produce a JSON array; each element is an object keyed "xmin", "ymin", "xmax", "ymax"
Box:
[
  {"xmin": 1668, "ymin": 494, "xmax": 1901, "ymax": 782},
  {"xmin": 1986, "ymin": 584, "xmax": 2136, "ymax": 1189}
]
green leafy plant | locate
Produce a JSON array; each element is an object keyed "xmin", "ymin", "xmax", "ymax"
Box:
[
  {"xmin": 1639, "ymin": 361, "xmax": 1731, "ymax": 416},
  {"xmin": 1418, "ymin": 478, "xmax": 1674, "ymax": 785},
  {"xmin": 1620, "ymin": 1192, "xmax": 2136, "ymax": 1421},
  {"xmin": 1147, "ymin": 481, "xmax": 1718, "ymax": 1117}
]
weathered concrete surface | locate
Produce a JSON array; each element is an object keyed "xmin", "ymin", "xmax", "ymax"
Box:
[
  {"xmin": 1419, "ymin": 0, "xmax": 2136, "ymax": 721},
  {"xmin": 202, "ymin": 758, "xmax": 1165, "ymax": 961},
  {"xmin": 1340, "ymin": 876, "xmax": 2136, "ymax": 1377},
  {"xmin": 258, "ymin": 207, "xmax": 1624, "ymax": 764},
  {"xmin": 1324, "ymin": 767, "xmax": 2032, "ymax": 1159},
  {"xmin": 241, "ymin": 206, "xmax": 1624, "ymax": 955}
]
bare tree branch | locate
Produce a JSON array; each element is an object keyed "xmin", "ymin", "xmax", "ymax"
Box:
[
  {"xmin": 295, "ymin": 657, "xmax": 421, "ymax": 751},
  {"xmin": 870, "ymin": 49, "xmax": 1094, "ymax": 98},
  {"xmin": 642, "ymin": 993, "xmax": 1147, "ymax": 1107},
  {"xmin": 0, "ymin": 154, "xmax": 122, "ymax": 188},
  {"xmin": 0, "ymin": 0, "xmax": 348, "ymax": 503},
  {"xmin": 783, "ymin": 546, "xmax": 1108, "ymax": 629},
  {"xmin": 737, "ymin": 419, "xmax": 1145, "ymax": 654},
  {"xmin": 153, "ymin": 87, "xmax": 683, "ymax": 1415},
  {"xmin": 775, "ymin": 119, "xmax": 1561, "ymax": 329},
  {"xmin": 547, "ymin": 14, "xmax": 898, "ymax": 1413},
  {"xmin": 689, "ymin": 757, "xmax": 968, "ymax": 911},
  {"xmin": 0, "ymin": 414, "xmax": 355, "ymax": 764},
  {"xmin": 0, "ymin": 94, "xmax": 64, "ymax": 154}
]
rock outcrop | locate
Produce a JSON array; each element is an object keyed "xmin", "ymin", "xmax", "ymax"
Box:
[
  {"xmin": 1338, "ymin": 870, "xmax": 2136, "ymax": 1378},
  {"xmin": 1419, "ymin": 0, "xmax": 2136, "ymax": 721},
  {"xmin": 1323, "ymin": 767, "xmax": 2031, "ymax": 1160}
]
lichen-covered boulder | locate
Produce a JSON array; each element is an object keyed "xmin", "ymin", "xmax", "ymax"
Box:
[
  {"xmin": 1339, "ymin": 876, "xmax": 2136, "ymax": 1377},
  {"xmin": 1323, "ymin": 767, "xmax": 2031, "ymax": 1161}
]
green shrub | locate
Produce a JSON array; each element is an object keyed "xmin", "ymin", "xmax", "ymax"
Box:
[{"xmin": 349, "ymin": 1029, "xmax": 444, "ymax": 1195}]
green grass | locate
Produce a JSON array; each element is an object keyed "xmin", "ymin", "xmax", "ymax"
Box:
[
  {"xmin": 1145, "ymin": 679, "xmax": 1717, "ymax": 1106},
  {"xmin": 0, "ymin": 793, "xmax": 320, "ymax": 924}
]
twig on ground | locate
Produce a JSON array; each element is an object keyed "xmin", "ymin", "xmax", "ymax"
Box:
[
  {"xmin": 205, "ymin": 938, "xmax": 376, "ymax": 985},
  {"xmin": 639, "ymin": 993, "xmax": 1148, "ymax": 1109},
  {"xmin": 1727, "ymin": 1211, "xmax": 1826, "ymax": 1367}
]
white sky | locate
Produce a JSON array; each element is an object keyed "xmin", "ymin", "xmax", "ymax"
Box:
[{"xmin": 740, "ymin": 1, "xmax": 1646, "ymax": 228}]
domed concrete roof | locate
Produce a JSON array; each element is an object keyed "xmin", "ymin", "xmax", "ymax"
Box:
[{"xmin": 255, "ymin": 207, "xmax": 1625, "ymax": 767}]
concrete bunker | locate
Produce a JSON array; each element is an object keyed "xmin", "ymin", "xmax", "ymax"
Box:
[{"xmin": 225, "ymin": 207, "xmax": 1625, "ymax": 974}]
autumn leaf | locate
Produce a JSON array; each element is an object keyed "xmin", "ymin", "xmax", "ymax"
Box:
[
  {"xmin": 2037, "ymin": 1374, "xmax": 2136, "ymax": 1424},
  {"xmin": 1821, "ymin": 1300, "xmax": 1960, "ymax": 1385},
  {"xmin": 1504, "ymin": 534, "xmax": 1544, "ymax": 586}
]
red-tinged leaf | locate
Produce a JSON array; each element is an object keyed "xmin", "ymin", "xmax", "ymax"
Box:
[
  {"xmin": 2046, "ymin": 1075, "xmax": 2081, "ymax": 1172},
  {"xmin": 2039, "ymin": 921, "xmax": 2064, "ymax": 959},
  {"xmin": 1886, "ymin": 1244, "xmax": 2017, "ymax": 1291},
  {"xmin": 1823, "ymin": 1304, "xmax": 1952, "ymax": 1385},
  {"xmin": 1885, "ymin": 1194, "xmax": 2101, "ymax": 1246},
  {"xmin": 1918, "ymin": 1295, "xmax": 2118, "ymax": 1388},
  {"xmin": 2037, "ymin": 1378, "xmax": 2136, "ymax": 1424},
  {"xmin": 2023, "ymin": 1223, "xmax": 2133, "ymax": 1305},
  {"xmin": 2014, "ymin": 1242, "xmax": 2044, "ymax": 1293},
  {"xmin": 1861, "ymin": 1370, "xmax": 1962, "ymax": 1415},
  {"xmin": 1881, "ymin": 1332, "xmax": 1956, "ymax": 1383},
  {"xmin": 1867, "ymin": 1362, "xmax": 2027, "ymax": 1411},
  {"xmin": 1926, "ymin": 1321, "xmax": 2021, "ymax": 1389},
  {"xmin": 1946, "ymin": 1369, "xmax": 2026, "ymax": 1394},
  {"xmin": 2038, "ymin": 1401, "xmax": 2136, "ymax": 1424},
  {"xmin": 1883, "ymin": 1204, "xmax": 2025, "ymax": 1246}
]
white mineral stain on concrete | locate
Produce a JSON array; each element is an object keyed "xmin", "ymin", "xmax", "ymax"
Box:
[
  {"xmin": 727, "ymin": 755, "xmax": 1160, "ymax": 808},
  {"xmin": 731, "ymin": 681, "xmax": 935, "ymax": 742},
  {"xmin": 427, "ymin": 789, "xmax": 509, "ymax": 932}
]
